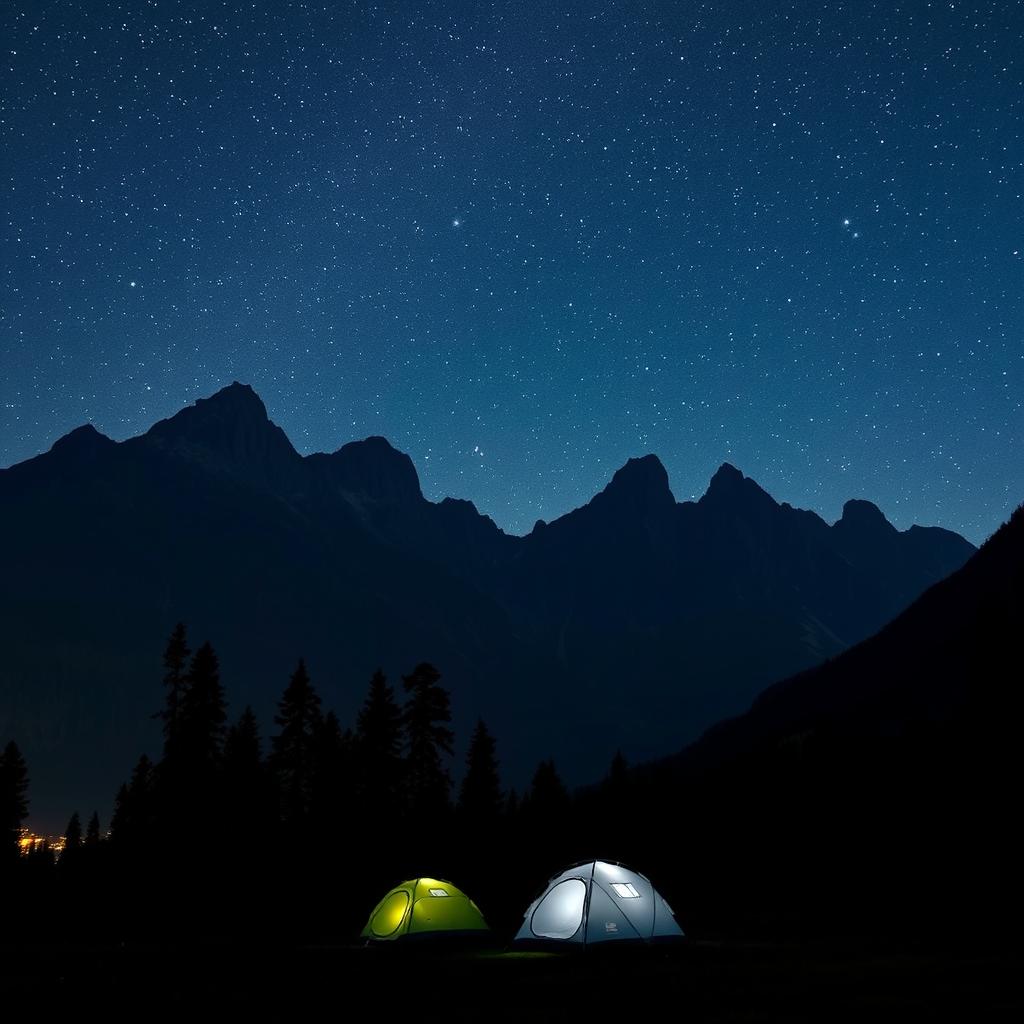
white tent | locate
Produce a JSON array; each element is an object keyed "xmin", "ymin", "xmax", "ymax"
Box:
[{"xmin": 513, "ymin": 859, "xmax": 684, "ymax": 948}]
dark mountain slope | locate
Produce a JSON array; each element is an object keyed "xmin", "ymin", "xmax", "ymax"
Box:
[
  {"xmin": 630, "ymin": 507, "xmax": 1024, "ymax": 937},
  {"xmin": 0, "ymin": 384, "xmax": 976, "ymax": 830},
  {"xmin": 667, "ymin": 503, "xmax": 1024, "ymax": 772}
]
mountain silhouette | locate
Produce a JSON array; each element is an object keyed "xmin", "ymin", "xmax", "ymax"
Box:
[
  {"xmin": 141, "ymin": 381, "xmax": 306, "ymax": 495},
  {"xmin": 0, "ymin": 383, "xmax": 976, "ymax": 829},
  {"xmin": 639, "ymin": 502, "xmax": 1024, "ymax": 935},
  {"xmin": 663, "ymin": 498, "xmax": 1024, "ymax": 773}
]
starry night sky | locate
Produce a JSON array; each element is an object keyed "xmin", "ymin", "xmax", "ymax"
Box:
[{"xmin": 3, "ymin": 1, "xmax": 1021, "ymax": 543}]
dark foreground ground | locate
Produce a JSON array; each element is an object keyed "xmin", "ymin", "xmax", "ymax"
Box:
[{"xmin": 3, "ymin": 939, "xmax": 1021, "ymax": 1019}]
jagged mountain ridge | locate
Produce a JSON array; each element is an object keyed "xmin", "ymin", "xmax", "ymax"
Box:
[
  {"xmin": 0, "ymin": 383, "xmax": 975, "ymax": 829},
  {"xmin": 624, "ymin": 502, "xmax": 1024, "ymax": 939},
  {"xmin": 658, "ymin": 497, "xmax": 1024, "ymax": 776}
]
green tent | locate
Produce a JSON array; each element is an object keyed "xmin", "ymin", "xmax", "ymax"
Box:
[{"xmin": 360, "ymin": 877, "xmax": 490, "ymax": 942}]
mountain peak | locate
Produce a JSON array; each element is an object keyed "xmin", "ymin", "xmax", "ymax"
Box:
[
  {"xmin": 50, "ymin": 423, "xmax": 114, "ymax": 458},
  {"xmin": 198, "ymin": 381, "xmax": 268, "ymax": 417},
  {"xmin": 147, "ymin": 382, "xmax": 271, "ymax": 435},
  {"xmin": 839, "ymin": 498, "xmax": 896, "ymax": 533},
  {"xmin": 53, "ymin": 422, "xmax": 103, "ymax": 445},
  {"xmin": 323, "ymin": 436, "xmax": 423, "ymax": 504},
  {"xmin": 614, "ymin": 452, "xmax": 669, "ymax": 482},
  {"xmin": 700, "ymin": 462, "xmax": 776, "ymax": 511},
  {"xmin": 142, "ymin": 383, "xmax": 298, "ymax": 487},
  {"xmin": 342, "ymin": 434, "xmax": 401, "ymax": 455},
  {"xmin": 593, "ymin": 454, "xmax": 676, "ymax": 516},
  {"xmin": 710, "ymin": 462, "xmax": 744, "ymax": 486}
]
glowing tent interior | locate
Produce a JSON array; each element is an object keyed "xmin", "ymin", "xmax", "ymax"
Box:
[
  {"xmin": 360, "ymin": 877, "xmax": 490, "ymax": 942},
  {"xmin": 514, "ymin": 860, "xmax": 684, "ymax": 948}
]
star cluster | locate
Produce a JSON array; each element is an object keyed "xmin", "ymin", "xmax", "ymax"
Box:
[{"xmin": 3, "ymin": 1, "xmax": 1022, "ymax": 541}]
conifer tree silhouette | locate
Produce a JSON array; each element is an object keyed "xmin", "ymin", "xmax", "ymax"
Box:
[
  {"xmin": 0, "ymin": 741, "xmax": 29, "ymax": 864},
  {"xmin": 85, "ymin": 811, "xmax": 101, "ymax": 846},
  {"xmin": 158, "ymin": 622, "xmax": 191, "ymax": 757},
  {"xmin": 458, "ymin": 719, "xmax": 502, "ymax": 823},
  {"xmin": 351, "ymin": 670, "xmax": 404, "ymax": 865},
  {"xmin": 402, "ymin": 662, "xmax": 454, "ymax": 815},
  {"xmin": 529, "ymin": 758, "xmax": 567, "ymax": 803},
  {"xmin": 110, "ymin": 754, "xmax": 155, "ymax": 847},
  {"xmin": 523, "ymin": 758, "xmax": 571, "ymax": 863},
  {"xmin": 354, "ymin": 669, "xmax": 404, "ymax": 812},
  {"xmin": 310, "ymin": 711, "xmax": 352, "ymax": 847},
  {"xmin": 224, "ymin": 707, "xmax": 265, "ymax": 789},
  {"xmin": 177, "ymin": 641, "xmax": 227, "ymax": 772},
  {"xmin": 223, "ymin": 706, "xmax": 271, "ymax": 839},
  {"xmin": 220, "ymin": 705, "xmax": 272, "ymax": 930},
  {"xmin": 63, "ymin": 811, "xmax": 83, "ymax": 855},
  {"xmin": 157, "ymin": 641, "xmax": 226, "ymax": 852},
  {"xmin": 109, "ymin": 784, "xmax": 131, "ymax": 845},
  {"xmin": 271, "ymin": 658, "xmax": 323, "ymax": 826}
]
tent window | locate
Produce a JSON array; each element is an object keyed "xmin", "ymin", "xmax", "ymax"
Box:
[
  {"xmin": 428, "ymin": 888, "xmax": 450, "ymax": 897},
  {"xmin": 611, "ymin": 882, "xmax": 640, "ymax": 899}
]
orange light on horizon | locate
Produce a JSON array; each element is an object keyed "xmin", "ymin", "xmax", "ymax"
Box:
[{"xmin": 17, "ymin": 828, "xmax": 65, "ymax": 856}]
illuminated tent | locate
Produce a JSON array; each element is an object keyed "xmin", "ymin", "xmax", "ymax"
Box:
[
  {"xmin": 513, "ymin": 860, "xmax": 684, "ymax": 948},
  {"xmin": 360, "ymin": 877, "xmax": 490, "ymax": 942}
]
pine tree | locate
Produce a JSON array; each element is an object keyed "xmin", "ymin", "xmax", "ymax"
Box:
[
  {"xmin": 223, "ymin": 706, "xmax": 271, "ymax": 839},
  {"xmin": 110, "ymin": 754, "xmax": 154, "ymax": 847},
  {"xmin": 310, "ymin": 711, "xmax": 352, "ymax": 837},
  {"xmin": 176, "ymin": 641, "xmax": 227, "ymax": 772},
  {"xmin": 63, "ymin": 811, "xmax": 83, "ymax": 855},
  {"xmin": 354, "ymin": 669, "xmax": 404, "ymax": 807},
  {"xmin": 109, "ymin": 784, "xmax": 131, "ymax": 844},
  {"xmin": 402, "ymin": 662, "xmax": 454, "ymax": 814},
  {"xmin": 158, "ymin": 622, "xmax": 191, "ymax": 757},
  {"xmin": 457, "ymin": 719, "xmax": 502, "ymax": 822},
  {"xmin": 521, "ymin": 760, "xmax": 572, "ymax": 872},
  {"xmin": 131, "ymin": 755, "xmax": 154, "ymax": 795},
  {"xmin": 0, "ymin": 741, "xmax": 30, "ymax": 863},
  {"xmin": 271, "ymin": 658, "xmax": 323, "ymax": 826},
  {"xmin": 157, "ymin": 641, "xmax": 226, "ymax": 849},
  {"xmin": 85, "ymin": 811, "xmax": 101, "ymax": 846},
  {"xmin": 528, "ymin": 759, "xmax": 569, "ymax": 818},
  {"xmin": 224, "ymin": 707, "xmax": 264, "ymax": 784}
]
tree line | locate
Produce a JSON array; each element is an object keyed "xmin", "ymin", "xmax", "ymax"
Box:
[
  {"xmin": 10, "ymin": 616, "xmax": 1014, "ymax": 947},
  {"xmin": 2, "ymin": 623, "xmax": 595, "ymax": 940}
]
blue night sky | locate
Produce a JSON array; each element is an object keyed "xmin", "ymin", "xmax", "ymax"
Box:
[{"xmin": 3, "ymin": 1, "xmax": 1021, "ymax": 543}]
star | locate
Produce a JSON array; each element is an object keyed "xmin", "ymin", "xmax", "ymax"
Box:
[{"xmin": 0, "ymin": 1, "xmax": 1014, "ymax": 546}]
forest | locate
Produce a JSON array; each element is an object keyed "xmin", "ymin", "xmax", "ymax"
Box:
[
  {"xmin": 2, "ymin": 623, "xmax": 628, "ymax": 942},
  {"xmin": 3, "ymin": 612, "xmax": 1021, "ymax": 949}
]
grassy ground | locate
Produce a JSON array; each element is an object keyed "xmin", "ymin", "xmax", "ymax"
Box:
[{"xmin": 3, "ymin": 939, "xmax": 1022, "ymax": 1019}]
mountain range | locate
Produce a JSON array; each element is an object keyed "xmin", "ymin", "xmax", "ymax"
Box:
[
  {"xmin": 636, "ymin": 489, "xmax": 1024, "ymax": 936},
  {"xmin": 0, "ymin": 382, "xmax": 976, "ymax": 830},
  {"xmin": 663, "ymin": 488, "xmax": 1023, "ymax": 776}
]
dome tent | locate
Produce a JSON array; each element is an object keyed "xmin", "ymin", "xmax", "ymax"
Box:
[
  {"xmin": 360, "ymin": 877, "xmax": 490, "ymax": 942},
  {"xmin": 513, "ymin": 860, "xmax": 684, "ymax": 948}
]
